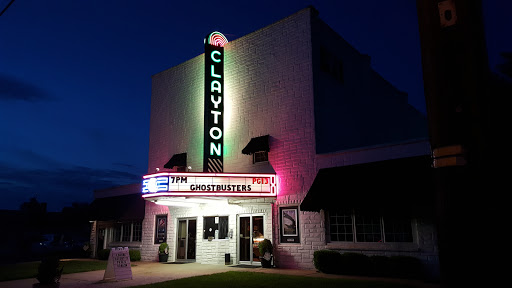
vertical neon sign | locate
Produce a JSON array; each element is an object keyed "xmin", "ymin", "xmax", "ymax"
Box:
[{"xmin": 204, "ymin": 32, "xmax": 228, "ymax": 172}]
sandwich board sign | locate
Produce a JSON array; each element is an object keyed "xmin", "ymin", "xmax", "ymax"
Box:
[{"xmin": 103, "ymin": 247, "xmax": 132, "ymax": 281}]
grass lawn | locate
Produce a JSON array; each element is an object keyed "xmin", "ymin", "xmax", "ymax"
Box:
[
  {"xmin": 0, "ymin": 260, "xmax": 109, "ymax": 282},
  {"xmin": 131, "ymin": 271, "xmax": 418, "ymax": 288}
]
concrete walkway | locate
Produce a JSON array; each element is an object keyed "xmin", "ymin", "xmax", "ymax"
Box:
[{"xmin": 1, "ymin": 261, "xmax": 440, "ymax": 288}]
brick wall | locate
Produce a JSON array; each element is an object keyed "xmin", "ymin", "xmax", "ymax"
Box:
[{"xmin": 144, "ymin": 6, "xmax": 438, "ymax": 275}]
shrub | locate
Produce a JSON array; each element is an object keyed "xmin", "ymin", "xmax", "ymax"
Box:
[
  {"xmin": 313, "ymin": 250, "xmax": 342, "ymax": 274},
  {"xmin": 129, "ymin": 249, "xmax": 141, "ymax": 261},
  {"xmin": 370, "ymin": 255, "xmax": 391, "ymax": 277},
  {"xmin": 258, "ymin": 239, "xmax": 273, "ymax": 255},
  {"xmin": 36, "ymin": 256, "xmax": 63, "ymax": 284},
  {"xmin": 159, "ymin": 243, "xmax": 169, "ymax": 254},
  {"xmin": 98, "ymin": 249, "xmax": 111, "ymax": 260},
  {"xmin": 339, "ymin": 252, "xmax": 372, "ymax": 276},
  {"xmin": 389, "ymin": 256, "xmax": 424, "ymax": 279}
]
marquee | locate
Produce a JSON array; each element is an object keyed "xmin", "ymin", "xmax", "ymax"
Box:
[{"xmin": 142, "ymin": 172, "xmax": 277, "ymax": 197}]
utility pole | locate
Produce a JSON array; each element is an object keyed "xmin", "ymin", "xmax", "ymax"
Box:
[{"xmin": 416, "ymin": 0, "xmax": 504, "ymax": 287}]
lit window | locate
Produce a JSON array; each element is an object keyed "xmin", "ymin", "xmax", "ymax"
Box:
[{"xmin": 203, "ymin": 216, "xmax": 228, "ymax": 239}]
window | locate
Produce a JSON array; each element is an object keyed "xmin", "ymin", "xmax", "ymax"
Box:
[
  {"xmin": 121, "ymin": 223, "xmax": 131, "ymax": 242},
  {"xmin": 132, "ymin": 222, "xmax": 142, "ymax": 242},
  {"xmin": 328, "ymin": 210, "xmax": 353, "ymax": 242},
  {"xmin": 355, "ymin": 215, "xmax": 382, "ymax": 242},
  {"xmin": 327, "ymin": 210, "xmax": 412, "ymax": 243},
  {"xmin": 253, "ymin": 151, "xmax": 268, "ymax": 163},
  {"xmin": 203, "ymin": 216, "xmax": 228, "ymax": 239},
  {"xmin": 113, "ymin": 221, "xmax": 143, "ymax": 242},
  {"xmin": 113, "ymin": 226, "xmax": 121, "ymax": 242},
  {"xmin": 383, "ymin": 216, "xmax": 413, "ymax": 242},
  {"xmin": 320, "ymin": 46, "xmax": 344, "ymax": 83}
]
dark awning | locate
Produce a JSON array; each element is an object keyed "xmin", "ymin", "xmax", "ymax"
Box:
[
  {"xmin": 90, "ymin": 193, "xmax": 145, "ymax": 221},
  {"xmin": 242, "ymin": 135, "xmax": 270, "ymax": 155},
  {"xmin": 164, "ymin": 153, "xmax": 187, "ymax": 168},
  {"xmin": 300, "ymin": 156, "xmax": 435, "ymax": 217}
]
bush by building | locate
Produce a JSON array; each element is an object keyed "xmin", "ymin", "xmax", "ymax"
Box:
[
  {"xmin": 313, "ymin": 250, "xmax": 342, "ymax": 274},
  {"xmin": 129, "ymin": 249, "xmax": 141, "ymax": 261},
  {"xmin": 339, "ymin": 252, "xmax": 372, "ymax": 276},
  {"xmin": 313, "ymin": 250, "xmax": 424, "ymax": 279}
]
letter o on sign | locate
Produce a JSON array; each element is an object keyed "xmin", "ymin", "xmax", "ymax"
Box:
[{"xmin": 209, "ymin": 127, "xmax": 222, "ymax": 140}]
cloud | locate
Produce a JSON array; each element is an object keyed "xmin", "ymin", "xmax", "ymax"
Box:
[
  {"xmin": 0, "ymin": 163, "xmax": 142, "ymax": 212},
  {"xmin": 0, "ymin": 74, "xmax": 54, "ymax": 102}
]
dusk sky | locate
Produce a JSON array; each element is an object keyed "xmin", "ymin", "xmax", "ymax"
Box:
[{"xmin": 1, "ymin": 0, "xmax": 510, "ymax": 212}]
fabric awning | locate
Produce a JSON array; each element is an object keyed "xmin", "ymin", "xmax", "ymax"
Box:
[
  {"xmin": 90, "ymin": 193, "xmax": 145, "ymax": 221},
  {"xmin": 242, "ymin": 135, "xmax": 270, "ymax": 155},
  {"xmin": 300, "ymin": 155, "xmax": 435, "ymax": 216},
  {"xmin": 164, "ymin": 153, "xmax": 187, "ymax": 169}
]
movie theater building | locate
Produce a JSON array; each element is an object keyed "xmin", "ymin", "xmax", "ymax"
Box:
[{"xmin": 139, "ymin": 6, "xmax": 438, "ymax": 273}]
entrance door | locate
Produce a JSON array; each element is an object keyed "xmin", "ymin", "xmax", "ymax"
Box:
[
  {"xmin": 239, "ymin": 215, "xmax": 264, "ymax": 264},
  {"xmin": 177, "ymin": 218, "xmax": 196, "ymax": 261}
]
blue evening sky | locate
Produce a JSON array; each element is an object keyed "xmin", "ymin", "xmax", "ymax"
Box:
[{"xmin": 0, "ymin": 0, "xmax": 510, "ymax": 211}]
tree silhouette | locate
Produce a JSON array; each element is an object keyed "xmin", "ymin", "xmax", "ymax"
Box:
[{"xmin": 497, "ymin": 52, "xmax": 512, "ymax": 80}]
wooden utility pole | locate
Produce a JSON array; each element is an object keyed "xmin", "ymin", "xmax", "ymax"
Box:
[{"xmin": 416, "ymin": 0, "xmax": 505, "ymax": 286}]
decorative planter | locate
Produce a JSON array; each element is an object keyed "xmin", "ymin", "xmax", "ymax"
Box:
[
  {"xmin": 159, "ymin": 253, "xmax": 169, "ymax": 262},
  {"xmin": 260, "ymin": 256, "xmax": 273, "ymax": 268}
]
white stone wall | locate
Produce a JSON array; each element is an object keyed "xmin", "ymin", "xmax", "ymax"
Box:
[{"xmin": 140, "ymin": 201, "xmax": 170, "ymax": 261}]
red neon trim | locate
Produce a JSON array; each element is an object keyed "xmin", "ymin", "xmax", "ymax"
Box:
[
  {"xmin": 142, "ymin": 191, "xmax": 276, "ymax": 198},
  {"xmin": 143, "ymin": 172, "xmax": 276, "ymax": 179}
]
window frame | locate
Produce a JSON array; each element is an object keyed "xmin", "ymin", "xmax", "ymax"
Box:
[
  {"xmin": 253, "ymin": 151, "xmax": 268, "ymax": 164},
  {"xmin": 155, "ymin": 214, "xmax": 168, "ymax": 244},
  {"xmin": 203, "ymin": 216, "xmax": 229, "ymax": 240},
  {"xmin": 327, "ymin": 210, "xmax": 413, "ymax": 243}
]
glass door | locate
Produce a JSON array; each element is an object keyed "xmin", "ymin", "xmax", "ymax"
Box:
[
  {"xmin": 239, "ymin": 215, "xmax": 264, "ymax": 264},
  {"xmin": 177, "ymin": 218, "xmax": 196, "ymax": 261}
]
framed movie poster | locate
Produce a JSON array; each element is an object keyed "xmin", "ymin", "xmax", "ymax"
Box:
[
  {"xmin": 280, "ymin": 206, "xmax": 300, "ymax": 243},
  {"xmin": 155, "ymin": 215, "xmax": 167, "ymax": 244}
]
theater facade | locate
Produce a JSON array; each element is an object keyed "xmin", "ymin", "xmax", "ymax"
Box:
[{"xmin": 91, "ymin": 6, "xmax": 439, "ymax": 276}]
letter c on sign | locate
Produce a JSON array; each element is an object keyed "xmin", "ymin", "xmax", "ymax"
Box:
[{"xmin": 211, "ymin": 50, "xmax": 221, "ymax": 63}]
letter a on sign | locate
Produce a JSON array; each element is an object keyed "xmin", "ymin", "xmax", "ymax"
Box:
[{"xmin": 204, "ymin": 32, "xmax": 228, "ymax": 172}]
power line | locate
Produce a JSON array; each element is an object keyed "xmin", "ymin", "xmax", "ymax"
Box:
[{"xmin": 0, "ymin": 0, "xmax": 15, "ymax": 17}]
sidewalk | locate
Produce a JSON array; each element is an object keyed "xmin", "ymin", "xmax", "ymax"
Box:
[{"xmin": 0, "ymin": 261, "xmax": 440, "ymax": 288}]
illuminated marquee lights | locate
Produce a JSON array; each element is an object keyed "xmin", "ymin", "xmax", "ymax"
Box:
[
  {"xmin": 204, "ymin": 31, "xmax": 228, "ymax": 172},
  {"xmin": 142, "ymin": 172, "xmax": 277, "ymax": 197}
]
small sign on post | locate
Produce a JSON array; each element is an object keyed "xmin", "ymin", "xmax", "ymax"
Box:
[{"xmin": 103, "ymin": 247, "xmax": 132, "ymax": 281}]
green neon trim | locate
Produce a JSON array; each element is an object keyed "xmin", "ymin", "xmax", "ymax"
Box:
[{"xmin": 211, "ymin": 51, "xmax": 221, "ymax": 62}]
